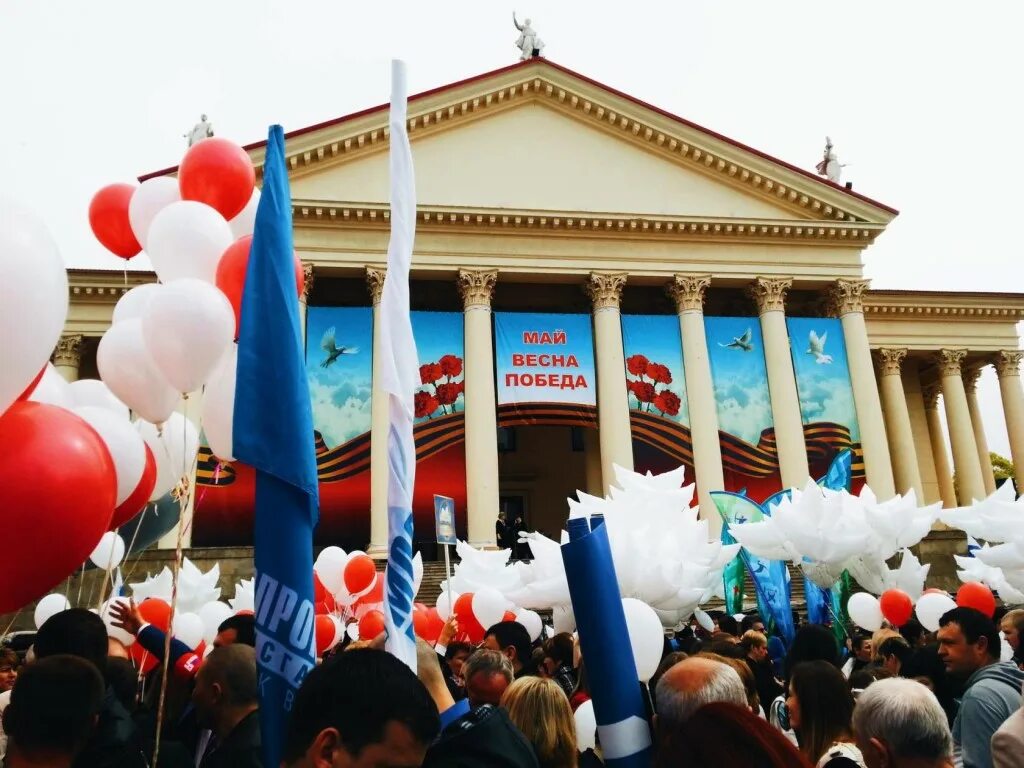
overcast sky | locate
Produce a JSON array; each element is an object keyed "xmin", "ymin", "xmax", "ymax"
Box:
[{"xmin": 1, "ymin": 0, "xmax": 1020, "ymax": 463}]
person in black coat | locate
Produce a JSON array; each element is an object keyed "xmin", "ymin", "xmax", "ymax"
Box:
[{"xmin": 191, "ymin": 645, "xmax": 262, "ymax": 768}]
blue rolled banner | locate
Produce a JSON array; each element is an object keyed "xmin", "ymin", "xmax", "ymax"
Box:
[{"xmin": 562, "ymin": 517, "xmax": 652, "ymax": 768}]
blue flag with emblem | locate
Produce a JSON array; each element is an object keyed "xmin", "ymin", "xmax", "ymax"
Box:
[{"xmin": 234, "ymin": 124, "xmax": 319, "ymax": 767}]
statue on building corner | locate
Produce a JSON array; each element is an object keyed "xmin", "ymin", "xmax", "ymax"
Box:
[
  {"xmin": 513, "ymin": 12, "xmax": 544, "ymax": 60},
  {"xmin": 815, "ymin": 136, "xmax": 845, "ymax": 184},
  {"xmin": 185, "ymin": 114, "xmax": 214, "ymax": 147}
]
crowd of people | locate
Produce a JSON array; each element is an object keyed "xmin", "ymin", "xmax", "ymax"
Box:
[{"xmin": 0, "ymin": 599, "xmax": 1023, "ymax": 768}]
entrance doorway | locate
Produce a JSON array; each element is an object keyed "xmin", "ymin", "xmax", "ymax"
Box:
[{"xmin": 497, "ymin": 425, "xmax": 597, "ymax": 544}]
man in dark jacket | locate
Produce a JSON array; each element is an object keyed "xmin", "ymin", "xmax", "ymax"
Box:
[
  {"xmin": 192, "ymin": 645, "xmax": 261, "ymax": 767},
  {"xmin": 938, "ymin": 607, "xmax": 1024, "ymax": 768},
  {"xmin": 33, "ymin": 609, "xmax": 148, "ymax": 768}
]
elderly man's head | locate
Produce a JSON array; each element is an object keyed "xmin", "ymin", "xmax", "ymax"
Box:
[
  {"xmin": 462, "ymin": 649, "xmax": 514, "ymax": 707},
  {"xmin": 852, "ymin": 678, "xmax": 952, "ymax": 768},
  {"xmin": 654, "ymin": 657, "xmax": 746, "ymax": 730}
]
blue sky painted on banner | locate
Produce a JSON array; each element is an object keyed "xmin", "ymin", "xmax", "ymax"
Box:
[
  {"xmin": 412, "ymin": 311, "xmax": 465, "ymax": 423},
  {"xmin": 621, "ymin": 314, "xmax": 689, "ymax": 425},
  {"xmin": 786, "ymin": 317, "xmax": 861, "ymax": 441},
  {"xmin": 305, "ymin": 306, "xmax": 373, "ymax": 448},
  {"xmin": 705, "ymin": 317, "xmax": 774, "ymax": 445},
  {"xmin": 495, "ymin": 313, "xmax": 596, "ymax": 406}
]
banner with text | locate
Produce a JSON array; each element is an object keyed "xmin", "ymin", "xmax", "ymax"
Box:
[{"xmin": 495, "ymin": 312, "xmax": 597, "ymax": 428}]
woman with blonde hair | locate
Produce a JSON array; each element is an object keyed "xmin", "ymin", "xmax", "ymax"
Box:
[{"xmin": 501, "ymin": 676, "xmax": 578, "ymax": 768}]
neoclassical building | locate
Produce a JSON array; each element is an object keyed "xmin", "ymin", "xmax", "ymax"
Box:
[{"xmin": 61, "ymin": 59, "xmax": 1024, "ymax": 556}]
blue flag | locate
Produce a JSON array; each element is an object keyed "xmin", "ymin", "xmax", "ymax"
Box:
[{"xmin": 234, "ymin": 125, "xmax": 319, "ymax": 768}]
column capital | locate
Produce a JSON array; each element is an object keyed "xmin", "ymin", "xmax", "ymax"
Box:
[
  {"xmin": 747, "ymin": 277, "xmax": 792, "ymax": 314},
  {"xmin": 301, "ymin": 263, "xmax": 315, "ymax": 302},
  {"xmin": 457, "ymin": 269, "xmax": 497, "ymax": 309},
  {"xmin": 585, "ymin": 272, "xmax": 627, "ymax": 311},
  {"xmin": 365, "ymin": 266, "xmax": 387, "ymax": 306},
  {"xmin": 666, "ymin": 274, "xmax": 711, "ymax": 313},
  {"xmin": 936, "ymin": 348, "xmax": 968, "ymax": 378},
  {"xmin": 828, "ymin": 278, "xmax": 871, "ymax": 316},
  {"xmin": 963, "ymin": 365, "xmax": 984, "ymax": 395},
  {"xmin": 922, "ymin": 383, "xmax": 940, "ymax": 410},
  {"xmin": 52, "ymin": 334, "xmax": 83, "ymax": 368},
  {"xmin": 994, "ymin": 350, "xmax": 1023, "ymax": 378},
  {"xmin": 873, "ymin": 347, "xmax": 908, "ymax": 377}
]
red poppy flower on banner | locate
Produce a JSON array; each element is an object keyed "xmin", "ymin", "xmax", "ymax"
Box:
[
  {"xmin": 626, "ymin": 354, "xmax": 649, "ymax": 377},
  {"xmin": 654, "ymin": 390, "xmax": 681, "ymax": 417},
  {"xmin": 439, "ymin": 354, "xmax": 463, "ymax": 378},
  {"xmin": 435, "ymin": 382, "xmax": 461, "ymax": 407},
  {"xmin": 630, "ymin": 380, "xmax": 656, "ymax": 404},
  {"xmin": 414, "ymin": 391, "xmax": 439, "ymax": 419},
  {"xmin": 646, "ymin": 362, "xmax": 672, "ymax": 385},
  {"xmin": 420, "ymin": 362, "xmax": 443, "ymax": 385}
]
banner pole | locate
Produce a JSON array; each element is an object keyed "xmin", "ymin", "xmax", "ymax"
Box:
[{"xmin": 443, "ymin": 544, "xmax": 453, "ymax": 610}]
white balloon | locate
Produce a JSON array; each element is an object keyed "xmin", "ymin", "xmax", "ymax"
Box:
[
  {"xmin": 694, "ymin": 608, "xmax": 715, "ymax": 633},
  {"xmin": 73, "ymin": 406, "xmax": 146, "ymax": 505},
  {"xmin": 228, "ymin": 187, "xmax": 260, "ymax": 240},
  {"xmin": 128, "ymin": 177, "xmax": 181, "ymax": 249},
  {"xmin": 326, "ymin": 615, "xmax": 344, "ymax": 652},
  {"xmin": 198, "ymin": 601, "xmax": 234, "ymax": 645},
  {"xmin": 141, "ymin": 279, "xmax": 234, "ymax": 394},
  {"xmin": 412, "ymin": 552, "xmax": 424, "ymax": 596},
  {"xmin": 515, "ymin": 608, "xmax": 543, "ymax": 642},
  {"xmin": 172, "ymin": 612, "xmax": 205, "ymax": 650},
  {"xmin": 136, "ymin": 413, "xmax": 200, "ymax": 500},
  {"xmin": 112, "ymin": 283, "xmax": 160, "ymax": 325},
  {"xmin": 847, "ymin": 592, "xmax": 884, "ymax": 632},
  {"xmin": 436, "ymin": 591, "xmax": 459, "ymax": 621},
  {"xmin": 346, "ymin": 622, "xmax": 360, "ymax": 642},
  {"xmin": 915, "ymin": 592, "xmax": 957, "ymax": 633},
  {"xmin": 314, "ymin": 547, "xmax": 348, "ymax": 596},
  {"xmin": 201, "ymin": 344, "xmax": 237, "ymax": 461},
  {"xmin": 472, "ymin": 587, "xmax": 507, "ymax": 629},
  {"xmin": 574, "ymin": 699, "xmax": 597, "ymax": 753},
  {"xmin": 97, "ymin": 320, "xmax": 180, "ymax": 424},
  {"xmin": 621, "ymin": 598, "xmax": 664, "ymax": 683},
  {"xmin": 89, "ymin": 532, "xmax": 126, "ymax": 569},
  {"xmin": 28, "ymin": 363, "xmax": 72, "ymax": 408},
  {"xmin": 0, "ymin": 196, "xmax": 68, "ymax": 417},
  {"xmin": 553, "ymin": 604, "xmax": 576, "ymax": 635},
  {"xmin": 33, "ymin": 593, "xmax": 70, "ymax": 629},
  {"xmin": 68, "ymin": 379, "xmax": 130, "ymax": 420},
  {"xmin": 100, "ymin": 598, "xmax": 136, "ymax": 646},
  {"xmin": 147, "ymin": 201, "xmax": 232, "ymax": 285}
]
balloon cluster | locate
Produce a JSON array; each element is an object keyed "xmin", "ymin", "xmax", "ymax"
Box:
[
  {"xmin": 88, "ymin": 137, "xmax": 304, "ymax": 465},
  {"xmin": 437, "ymin": 465, "xmax": 739, "ymax": 631},
  {"xmin": 313, "ymin": 547, "xmax": 433, "ymax": 653},
  {"xmin": 728, "ymin": 480, "xmax": 940, "ymax": 591},
  {"xmin": 941, "ymin": 482, "xmax": 1024, "ymax": 604}
]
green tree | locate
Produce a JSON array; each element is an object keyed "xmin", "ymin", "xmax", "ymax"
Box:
[{"xmin": 991, "ymin": 452, "xmax": 1015, "ymax": 482}]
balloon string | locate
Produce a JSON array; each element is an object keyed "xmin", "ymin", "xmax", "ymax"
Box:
[
  {"xmin": 0, "ymin": 609, "xmax": 23, "ymax": 640},
  {"xmin": 96, "ymin": 534, "xmax": 119, "ymax": 613},
  {"xmin": 75, "ymin": 563, "xmax": 86, "ymax": 608},
  {"xmin": 120, "ymin": 504, "xmax": 151, "ymax": 585}
]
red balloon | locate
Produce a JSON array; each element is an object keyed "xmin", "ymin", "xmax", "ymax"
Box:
[
  {"xmin": 502, "ymin": 611, "xmax": 517, "ymax": 623},
  {"xmin": 344, "ymin": 554, "xmax": 377, "ymax": 595},
  {"xmin": 359, "ymin": 609, "xmax": 386, "ymax": 641},
  {"xmin": 957, "ymin": 582, "xmax": 996, "ymax": 618},
  {"xmin": 423, "ymin": 608, "xmax": 445, "ymax": 645},
  {"xmin": 413, "ymin": 608, "xmax": 430, "ymax": 639},
  {"xmin": 313, "ymin": 573, "xmax": 338, "ymax": 615},
  {"xmin": 16, "ymin": 366, "xmax": 46, "ymax": 402},
  {"xmin": 110, "ymin": 444, "xmax": 157, "ymax": 530},
  {"xmin": 216, "ymin": 236, "xmax": 304, "ymax": 338},
  {"xmin": 179, "ymin": 138, "xmax": 255, "ymax": 220},
  {"xmin": 453, "ymin": 592, "xmax": 485, "ymax": 644},
  {"xmin": 138, "ymin": 598, "xmax": 171, "ymax": 632},
  {"xmin": 0, "ymin": 402, "xmax": 117, "ymax": 613},
  {"xmin": 315, "ymin": 614, "xmax": 338, "ymax": 655},
  {"xmin": 354, "ymin": 575, "xmax": 383, "ymax": 608},
  {"xmin": 879, "ymin": 589, "xmax": 914, "ymax": 627},
  {"xmin": 130, "ymin": 641, "xmax": 158, "ymax": 675},
  {"xmin": 89, "ymin": 184, "xmax": 141, "ymax": 259}
]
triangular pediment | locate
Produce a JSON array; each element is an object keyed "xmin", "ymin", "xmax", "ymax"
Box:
[{"xmin": 142, "ymin": 59, "xmax": 896, "ymax": 227}]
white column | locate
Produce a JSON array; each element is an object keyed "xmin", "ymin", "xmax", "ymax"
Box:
[
  {"xmin": 366, "ymin": 267, "xmax": 389, "ymax": 558},
  {"xmin": 748, "ymin": 277, "xmax": 810, "ymax": 489},
  {"xmin": 923, "ymin": 384, "xmax": 957, "ymax": 508},
  {"xmin": 937, "ymin": 349, "xmax": 986, "ymax": 504},
  {"xmin": 668, "ymin": 275, "xmax": 724, "ymax": 535},
  {"xmin": 963, "ymin": 366, "xmax": 997, "ymax": 495},
  {"xmin": 874, "ymin": 347, "xmax": 923, "ymax": 499},
  {"xmin": 903, "ymin": 358, "xmax": 943, "ymax": 505},
  {"xmin": 830, "ymin": 279, "xmax": 896, "ymax": 499},
  {"xmin": 52, "ymin": 334, "xmax": 83, "ymax": 382},
  {"xmin": 994, "ymin": 351, "xmax": 1024, "ymax": 479},
  {"xmin": 458, "ymin": 270, "xmax": 500, "ymax": 548},
  {"xmin": 585, "ymin": 273, "xmax": 634, "ymax": 493}
]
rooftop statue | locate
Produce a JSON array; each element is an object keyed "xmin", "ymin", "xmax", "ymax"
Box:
[{"xmin": 513, "ymin": 12, "xmax": 544, "ymax": 60}]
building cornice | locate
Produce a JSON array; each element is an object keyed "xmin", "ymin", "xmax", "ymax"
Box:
[
  {"xmin": 290, "ymin": 201, "xmax": 884, "ymax": 246},
  {"xmin": 864, "ymin": 290, "xmax": 1024, "ymax": 320}
]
